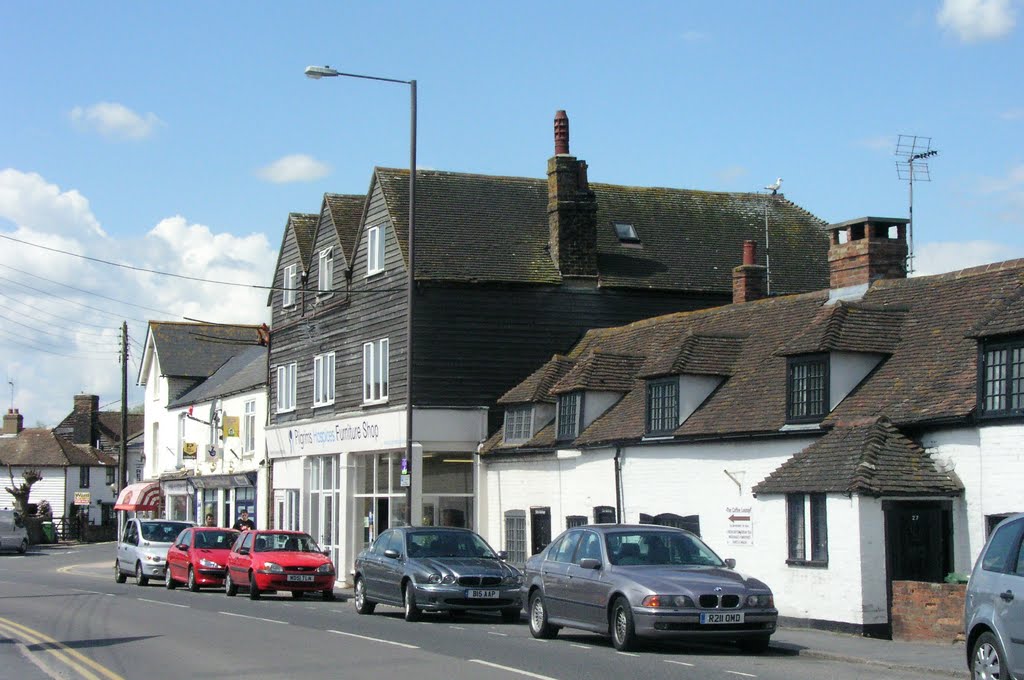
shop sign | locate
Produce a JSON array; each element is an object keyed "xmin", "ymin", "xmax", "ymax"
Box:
[
  {"xmin": 266, "ymin": 411, "xmax": 405, "ymax": 458},
  {"xmin": 222, "ymin": 416, "xmax": 240, "ymax": 438},
  {"xmin": 182, "ymin": 442, "xmax": 198, "ymax": 459},
  {"xmin": 74, "ymin": 491, "xmax": 91, "ymax": 506},
  {"xmin": 726, "ymin": 506, "xmax": 753, "ymax": 546}
]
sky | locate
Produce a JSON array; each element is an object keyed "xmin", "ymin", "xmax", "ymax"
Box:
[{"xmin": 1, "ymin": 1, "xmax": 1022, "ymax": 426}]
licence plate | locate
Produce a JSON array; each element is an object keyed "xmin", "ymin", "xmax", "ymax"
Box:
[
  {"xmin": 466, "ymin": 589, "xmax": 499, "ymax": 599},
  {"xmin": 700, "ymin": 612, "xmax": 744, "ymax": 625},
  {"xmin": 286, "ymin": 574, "xmax": 315, "ymax": 582}
]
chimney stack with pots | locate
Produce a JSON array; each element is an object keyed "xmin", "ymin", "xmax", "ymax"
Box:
[
  {"xmin": 2, "ymin": 408, "xmax": 23, "ymax": 436},
  {"xmin": 827, "ymin": 217, "xmax": 909, "ymax": 292},
  {"xmin": 732, "ymin": 240, "xmax": 767, "ymax": 304},
  {"xmin": 70, "ymin": 394, "xmax": 100, "ymax": 445},
  {"xmin": 547, "ymin": 110, "xmax": 598, "ymax": 277}
]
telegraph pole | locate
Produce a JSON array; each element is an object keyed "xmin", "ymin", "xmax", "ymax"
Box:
[{"xmin": 119, "ymin": 321, "xmax": 128, "ymax": 492}]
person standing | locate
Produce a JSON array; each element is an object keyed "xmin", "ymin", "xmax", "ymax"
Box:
[
  {"xmin": 204, "ymin": 513, "xmax": 216, "ymax": 527},
  {"xmin": 232, "ymin": 510, "xmax": 255, "ymax": 531}
]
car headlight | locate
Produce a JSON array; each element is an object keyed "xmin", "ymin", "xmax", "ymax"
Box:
[
  {"xmin": 427, "ymin": 573, "xmax": 442, "ymax": 584},
  {"xmin": 441, "ymin": 574, "xmax": 457, "ymax": 585},
  {"xmin": 746, "ymin": 594, "xmax": 774, "ymax": 608},
  {"xmin": 198, "ymin": 558, "xmax": 221, "ymax": 569},
  {"xmin": 502, "ymin": 574, "xmax": 522, "ymax": 587},
  {"xmin": 641, "ymin": 594, "xmax": 695, "ymax": 608},
  {"xmin": 262, "ymin": 562, "xmax": 285, "ymax": 573},
  {"xmin": 316, "ymin": 563, "xmax": 334, "ymax": 574}
]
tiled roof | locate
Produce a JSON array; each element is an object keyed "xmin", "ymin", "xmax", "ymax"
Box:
[
  {"xmin": 324, "ymin": 194, "xmax": 365, "ymax": 267},
  {"xmin": 169, "ymin": 345, "xmax": 267, "ymax": 407},
  {"xmin": 640, "ymin": 333, "xmax": 747, "ymax": 378},
  {"xmin": 95, "ymin": 412, "xmax": 145, "ymax": 441},
  {"xmin": 752, "ymin": 419, "xmax": 962, "ymax": 496},
  {"xmin": 778, "ymin": 302, "xmax": 907, "ymax": 356},
  {"xmin": 549, "ymin": 352, "xmax": 645, "ymax": 395},
  {"xmin": 374, "ymin": 168, "xmax": 829, "ymax": 294},
  {"xmin": 149, "ymin": 322, "xmax": 263, "ymax": 379},
  {"xmin": 0, "ymin": 429, "xmax": 113, "ymax": 467},
  {"xmin": 497, "ymin": 356, "xmax": 576, "ymax": 405}
]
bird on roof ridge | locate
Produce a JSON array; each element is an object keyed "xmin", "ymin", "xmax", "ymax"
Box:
[{"xmin": 765, "ymin": 177, "xmax": 783, "ymax": 195}]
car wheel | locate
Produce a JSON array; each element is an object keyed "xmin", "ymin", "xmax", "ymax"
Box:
[
  {"xmin": 738, "ymin": 636, "xmax": 771, "ymax": 654},
  {"xmin": 610, "ymin": 597, "xmax": 637, "ymax": 652},
  {"xmin": 403, "ymin": 583, "xmax": 422, "ymax": 622},
  {"xmin": 114, "ymin": 561, "xmax": 127, "ymax": 584},
  {"xmin": 187, "ymin": 567, "xmax": 200, "ymax": 593},
  {"xmin": 225, "ymin": 571, "xmax": 238, "ymax": 597},
  {"xmin": 165, "ymin": 569, "xmax": 177, "ymax": 589},
  {"xmin": 971, "ymin": 631, "xmax": 1006, "ymax": 680},
  {"xmin": 353, "ymin": 576, "xmax": 376, "ymax": 615},
  {"xmin": 135, "ymin": 562, "xmax": 149, "ymax": 587},
  {"xmin": 528, "ymin": 591, "xmax": 558, "ymax": 639},
  {"xmin": 18, "ymin": 538, "xmax": 27, "ymax": 554},
  {"xmin": 291, "ymin": 590, "xmax": 304, "ymax": 599},
  {"xmin": 501, "ymin": 607, "xmax": 521, "ymax": 624},
  {"xmin": 248, "ymin": 572, "xmax": 261, "ymax": 600}
]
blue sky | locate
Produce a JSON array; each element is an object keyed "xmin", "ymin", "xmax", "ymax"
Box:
[{"xmin": 1, "ymin": 1, "xmax": 1022, "ymax": 424}]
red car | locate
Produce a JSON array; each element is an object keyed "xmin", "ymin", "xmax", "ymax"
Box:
[
  {"xmin": 166, "ymin": 527, "xmax": 240, "ymax": 592},
  {"xmin": 224, "ymin": 530, "xmax": 336, "ymax": 601}
]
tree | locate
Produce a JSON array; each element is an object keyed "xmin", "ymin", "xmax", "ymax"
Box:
[{"xmin": 5, "ymin": 465, "xmax": 42, "ymax": 515}]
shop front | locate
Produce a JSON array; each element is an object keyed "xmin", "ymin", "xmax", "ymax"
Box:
[{"xmin": 192, "ymin": 473, "xmax": 258, "ymax": 528}]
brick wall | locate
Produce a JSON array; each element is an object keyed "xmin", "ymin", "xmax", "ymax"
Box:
[{"xmin": 890, "ymin": 580, "xmax": 966, "ymax": 642}]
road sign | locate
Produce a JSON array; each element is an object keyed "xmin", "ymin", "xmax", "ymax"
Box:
[{"xmin": 726, "ymin": 506, "xmax": 753, "ymax": 546}]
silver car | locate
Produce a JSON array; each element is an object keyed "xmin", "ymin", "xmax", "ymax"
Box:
[
  {"xmin": 965, "ymin": 513, "xmax": 1024, "ymax": 680},
  {"xmin": 523, "ymin": 524, "xmax": 777, "ymax": 652},
  {"xmin": 352, "ymin": 527, "xmax": 523, "ymax": 622},
  {"xmin": 114, "ymin": 518, "xmax": 194, "ymax": 585}
]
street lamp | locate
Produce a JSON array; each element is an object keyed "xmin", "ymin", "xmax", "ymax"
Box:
[{"xmin": 305, "ymin": 65, "xmax": 417, "ymax": 527}]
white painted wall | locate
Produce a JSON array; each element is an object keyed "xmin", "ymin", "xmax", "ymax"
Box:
[
  {"xmin": 0, "ymin": 466, "xmax": 67, "ymax": 520},
  {"xmin": 63, "ymin": 465, "xmax": 117, "ymax": 524}
]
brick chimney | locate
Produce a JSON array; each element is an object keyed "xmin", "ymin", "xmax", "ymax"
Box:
[
  {"xmin": 548, "ymin": 110, "xmax": 598, "ymax": 278},
  {"xmin": 732, "ymin": 240, "xmax": 767, "ymax": 304},
  {"xmin": 828, "ymin": 217, "xmax": 909, "ymax": 291},
  {"xmin": 2, "ymin": 408, "xmax": 23, "ymax": 435},
  {"xmin": 72, "ymin": 394, "xmax": 100, "ymax": 445}
]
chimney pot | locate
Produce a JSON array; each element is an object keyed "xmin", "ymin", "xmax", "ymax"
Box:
[
  {"xmin": 733, "ymin": 240, "xmax": 767, "ymax": 304},
  {"xmin": 554, "ymin": 110, "xmax": 569, "ymax": 155},
  {"xmin": 742, "ymin": 240, "xmax": 757, "ymax": 266}
]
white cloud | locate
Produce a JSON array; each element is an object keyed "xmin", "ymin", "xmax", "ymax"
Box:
[
  {"xmin": 937, "ymin": 0, "xmax": 1016, "ymax": 42},
  {"xmin": 1, "ymin": 171, "xmax": 275, "ymax": 426},
  {"xmin": 913, "ymin": 240, "xmax": 1024, "ymax": 276},
  {"xmin": 999, "ymin": 108, "xmax": 1024, "ymax": 120},
  {"xmin": 256, "ymin": 154, "xmax": 331, "ymax": 184},
  {"xmin": 715, "ymin": 165, "xmax": 749, "ymax": 183},
  {"xmin": 855, "ymin": 135, "xmax": 893, "ymax": 151},
  {"xmin": 69, "ymin": 102, "xmax": 163, "ymax": 140}
]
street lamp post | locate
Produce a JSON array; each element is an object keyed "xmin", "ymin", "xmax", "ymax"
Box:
[{"xmin": 305, "ymin": 65, "xmax": 417, "ymax": 527}]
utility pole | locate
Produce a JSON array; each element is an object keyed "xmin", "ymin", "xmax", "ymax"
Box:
[{"xmin": 119, "ymin": 321, "xmax": 128, "ymax": 492}]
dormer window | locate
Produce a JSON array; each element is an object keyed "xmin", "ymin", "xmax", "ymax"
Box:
[
  {"xmin": 556, "ymin": 392, "xmax": 582, "ymax": 440},
  {"xmin": 786, "ymin": 354, "xmax": 829, "ymax": 423},
  {"xmin": 318, "ymin": 248, "xmax": 334, "ymax": 295},
  {"xmin": 283, "ymin": 264, "xmax": 297, "ymax": 308},
  {"xmin": 979, "ymin": 338, "xmax": 1024, "ymax": 418},
  {"xmin": 504, "ymin": 406, "xmax": 533, "ymax": 443},
  {"xmin": 367, "ymin": 225, "xmax": 385, "ymax": 276},
  {"xmin": 613, "ymin": 222, "xmax": 640, "ymax": 244},
  {"xmin": 646, "ymin": 378, "xmax": 679, "ymax": 434}
]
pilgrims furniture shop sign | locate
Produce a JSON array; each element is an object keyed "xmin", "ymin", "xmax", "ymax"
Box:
[{"xmin": 266, "ymin": 411, "xmax": 405, "ymax": 458}]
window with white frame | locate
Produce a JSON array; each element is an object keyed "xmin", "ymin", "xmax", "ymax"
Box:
[
  {"xmin": 556, "ymin": 392, "xmax": 582, "ymax": 440},
  {"xmin": 362, "ymin": 339, "xmax": 389, "ymax": 403},
  {"xmin": 367, "ymin": 225, "xmax": 385, "ymax": 276},
  {"xmin": 283, "ymin": 264, "xmax": 298, "ymax": 308},
  {"xmin": 787, "ymin": 493, "xmax": 828, "ymax": 565},
  {"xmin": 318, "ymin": 248, "xmax": 334, "ymax": 295},
  {"xmin": 503, "ymin": 406, "xmax": 533, "ymax": 443},
  {"xmin": 313, "ymin": 352, "xmax": 336, "ymax": 407},
  {"xmin": 504, "ymin": 510, "xmax": 526, "ymax": 565},
  {"xmin": 177, "ymin": 413, "xmax": 186, "ymax": 462},
  {"xmin": 243, "ymin": 399, "xmax": 256, "ymax": 453},
  {"xmin": 276, "ymin": 362, "xmax": 297, "ymax": 413}
]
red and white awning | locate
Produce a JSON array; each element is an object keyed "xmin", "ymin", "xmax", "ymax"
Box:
[{"xmin": 114, "ymin": 482, "xmax": 162, "ymax": 512}]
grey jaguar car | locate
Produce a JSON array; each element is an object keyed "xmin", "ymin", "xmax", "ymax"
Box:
[
  {"xmin": 523, "ymin": 524, "xmax": 777, "ymax": 652},
  {"xmin": 352, "ymin": 526, "xmax": 523, "ymax": 622}
]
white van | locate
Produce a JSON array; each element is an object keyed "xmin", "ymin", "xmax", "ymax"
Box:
[{"xmin": 0, "ymin": 509, "xmax": 29, "ymax": 554}]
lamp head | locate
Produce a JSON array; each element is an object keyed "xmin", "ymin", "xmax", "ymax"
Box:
[{"xmin": 305, "ymin": 65, "xmax": 339, "ymax": 80}]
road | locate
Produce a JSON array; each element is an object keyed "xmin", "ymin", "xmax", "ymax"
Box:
[{"xmin": 1, "ymin": 543, "xmax": 928, "ymax": 680}]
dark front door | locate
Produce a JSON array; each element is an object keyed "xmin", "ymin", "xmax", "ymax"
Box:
[
  {"xmin": 885, "ymin": 501, "xmax": 951, "ymax": 583},
  {"xmin": 530, "ymin": 507, "xmax": 551, "ymax": 555}
]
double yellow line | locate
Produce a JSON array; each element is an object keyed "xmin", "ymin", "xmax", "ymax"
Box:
[{"xmin": 0, "ymin": 616, "xmax": 125, "ymax": 680}]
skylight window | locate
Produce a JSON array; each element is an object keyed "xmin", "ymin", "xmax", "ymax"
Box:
[{"xmin": 613, "ymin": 222, "xmax": 640, "ymax": 243}]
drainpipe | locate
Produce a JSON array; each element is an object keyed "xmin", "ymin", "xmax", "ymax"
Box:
[{"xmin": 614, "ymin": 446, "xmax": 623, "ymax": 524}]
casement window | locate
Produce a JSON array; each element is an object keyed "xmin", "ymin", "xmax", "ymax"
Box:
[
  {"xmin": 503, "ymin": 406, "xmax": 533, "ymax": 443},
  {"xmin": 276, "ymin": 362, "xmax": 297, "ymax": 413},
  {"xmin": 979, "ymin": 339, "xmax": 1024, "ymax": 418},
  {"xmin": 79, "ymin": 466, "xmax": 90, "ymax": 488},
  {"xmin": 646, "ymin": 378, "xmax": 679, "ymax": 434},
  {"xmin": 313, "ymin": 352, "xmax": 336, "ymax": 407},
  {"xmin": 367, "ymin": 225, "xmax": 385, "ymax": 276},
  {"xmin": 556, "ymin": 392, "xmax": 582, "ymax": 440},
  {"xmin": 283, "ymin": 264, "xmax": 298, "ymax": 308},
  {"xmin": 504, "ymin": 510, "xmax": 526, "ymax": 565},
  {"xmin": 243, "ymin": 399, "xmax": 256, "ymax": 453},
  {"xmin": 106, "ymin": 466, "xmax": 115, "ymax": 486},
  {"xmin": 362, "ymin": 339, "xmax": 390, "ymax": 404},
  {"xmin": 786, "ymin": 355, "xmax": 829, "ymax": 423},
  {"xmin": 566, "ymin": 515, "xmax": 588, "ymax": 528},
  {"xmin": 593, "ymin": 506, "xmax": 617, "ymax": 524},
  {"xmin": 318, "ymin": 248, "xmax": 334, "ymax": 295},
  {"xmin": 787, "ymin": 493, "xmax": 828, "ymax": 565}
]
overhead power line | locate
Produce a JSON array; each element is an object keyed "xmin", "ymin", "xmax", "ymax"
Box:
[
  {"xmin": 0, "ymin": 327, "xmax": 116, "ymax": 359},
  {"xmin": 0, "ymin": 290, "xmax": 123, "ymax": 331},
  {"xmin": 0, "ymin": 273, "xmax": 152, "ymax": 324}
]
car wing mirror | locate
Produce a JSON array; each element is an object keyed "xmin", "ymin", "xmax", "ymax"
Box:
[
  {"xmin": 497, "ymin": 550, "xmax": 509, "ymax": 560},
  {"xmin": 383, "ymin": 549, "xmax": 400, "ymax": 559},
  {"xmin": 578, "ymin": 558, "xmax": 601, "ymax": 570},
  {"xmin": 239, "ymin": 547, "xmax": 250, "ymax": 555},
  {"xmin": 322, "ymin": 549, "xmax": 331, "ymax": 557},
  {"xmin": 725, "ymin": 558, "xmax": 736, "ymax": 569},
  {"xmin": 178, "ymin": 544, "xmax": 189, "ymax": 551}
]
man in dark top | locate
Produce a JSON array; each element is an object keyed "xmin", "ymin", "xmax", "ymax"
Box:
[{"xmin": 232, "ymin": 510, "xmax": 255, "ymax": 531}]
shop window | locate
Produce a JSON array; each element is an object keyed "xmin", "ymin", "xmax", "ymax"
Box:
[
  {"xmin": 504, "ymin": 510, "xmax": 526, "ymax": 565},
  {"xmin": 787, "ymin": 493, "xmax": 827, "ymax": 566}
]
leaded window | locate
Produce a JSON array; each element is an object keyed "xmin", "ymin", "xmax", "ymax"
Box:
[
  {"xmin": 980, "ymin": 340, "xmax": 1024, "ymax": 417},
  {"xmin": 787, "ymin": 493, "xmax": 828, "ymax": 565},
  {"xmin": 504, "ymin": 406, "xmax": 533, "ymax": 443},
  {"xmin": 646, "ymin": 378, "xmax": 679, "ymax": 434},
  {"xmin": 787, "ymin": 355, "xmax": 829, "ymax": 423},
  {"xmin": 504, "ymin": 510, "xmax": 526, "ymax": 565},
  {"xmin": 556, "ymin": 392, "xmax": 581, "ymax": 440}
]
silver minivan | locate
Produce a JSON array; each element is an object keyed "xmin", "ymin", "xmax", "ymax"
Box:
[
  {"xmin": 114, "ymin": 518, "xmax": 193, "ymax": 585},
  {"xmin": 0, "ymin": 510, "xmax": 29, "ymax": 554},
  {"xmin": 965, "ymin": 513, "xmax": 1024, "ymax": 680}
]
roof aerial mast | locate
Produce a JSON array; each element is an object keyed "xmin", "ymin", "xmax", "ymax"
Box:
[{"xmin": 895, "ymin": 135, "xmax": 939, "ymax": 275}]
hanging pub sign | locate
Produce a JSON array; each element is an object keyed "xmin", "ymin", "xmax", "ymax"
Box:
[
  {"xmin": 182, "ymin": 442, "xmax": 198, "ymax": 459},
  {"xmin": 222, "ymin": 416, "xmax": 240, "ymax": 439}
]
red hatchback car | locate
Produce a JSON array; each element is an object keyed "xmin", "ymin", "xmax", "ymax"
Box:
[
  {"xmin": 166, "ymin": 527, "xmax": 240, "ymax": 592},
  {"xmin": 224, "ymin": 530, "xmax": 336, "ymax": 601}
]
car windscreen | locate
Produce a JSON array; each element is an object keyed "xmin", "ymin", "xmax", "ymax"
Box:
[
  {"xmin": 194, "ymin": 530, "xmax": 239, "ymax": 549},
  {"xmin": 604, "ymin": 530, "xmax": 723, "ymax": 567},
  {"xmin": 406, "ymin": 531, "xmax": 495, "ymax": 559},
  {"xmin": 141, "ymin": 522, "xmax": 192, "ymax": 543},
  {"xmin": 253, "ymin": 533, "xmax": 321, "ymax": 553}
]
